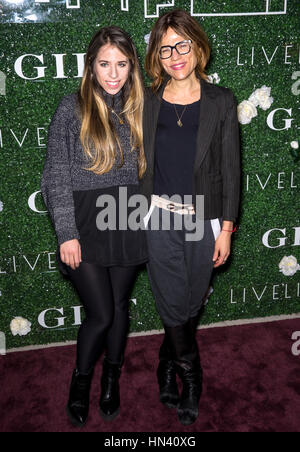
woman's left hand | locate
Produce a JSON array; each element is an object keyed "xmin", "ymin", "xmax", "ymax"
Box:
[{"xmin": 212, "ymin": 231, "xmax": 232, "ymax": 268}]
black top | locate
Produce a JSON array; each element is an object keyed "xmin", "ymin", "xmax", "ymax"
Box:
[{"xmin": 153, "ymin": 98, "xmax": 201, "ymax": 201}]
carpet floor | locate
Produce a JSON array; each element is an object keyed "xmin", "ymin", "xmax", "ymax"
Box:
[{"xmin": 1, "ymin": 318, "xmax": 300, "ymax": 432}]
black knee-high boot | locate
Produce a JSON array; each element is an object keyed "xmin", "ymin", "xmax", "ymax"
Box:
[
  {"xmin": 157, "ymin": 334, "xmax": 180, "ymax": 408},
  {"xmin": 66, "ymin": 368, "xmax": 94, "ymax": 428},
  {"xmin": 99, "ymin": 357, "xmax": 122, "ymax": 421},
  {"xmin": 164, "ymin": 320, "xmax": 203, "ymax": 426}
]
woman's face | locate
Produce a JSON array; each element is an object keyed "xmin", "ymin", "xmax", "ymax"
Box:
[
  {"xmin": 94, "ymin": 44, "xmax": 130, "ymax": 95},
  {"xmin": 159, "ymin": 27, "xmax": 198, "ymax": 82}
]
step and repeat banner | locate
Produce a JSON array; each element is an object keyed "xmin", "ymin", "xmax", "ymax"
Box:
[{"xmin": 0, "ymin": 0, "xmax": 299, "ymax": 349}]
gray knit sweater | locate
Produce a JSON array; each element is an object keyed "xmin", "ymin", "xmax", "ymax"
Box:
[{"xmin": 41, "ymin": 90, "xmax": 139, "ymax": 246}]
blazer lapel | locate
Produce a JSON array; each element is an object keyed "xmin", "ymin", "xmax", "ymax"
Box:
[{"xmin": 194, "ymin": 79, "xmax": 219, "ymax": 173}]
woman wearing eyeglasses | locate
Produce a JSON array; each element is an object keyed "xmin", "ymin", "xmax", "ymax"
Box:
[{"xmin": 142, "ymin": 9, "xmax": 241, "ymax": 425}]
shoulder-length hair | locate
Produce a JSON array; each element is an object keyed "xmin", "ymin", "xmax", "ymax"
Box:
[
  {"xmin": 79, "ymin": 26, "xmax": 146, "ymax": 179},
  {"xmin": 145, "ymin": 9, "xmax": 211, "ymax": 92}
]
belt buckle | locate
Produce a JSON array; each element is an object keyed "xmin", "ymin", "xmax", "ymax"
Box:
[{"xmin": 167, "ymin": 203, "xmax": 176, "ymax": 211}]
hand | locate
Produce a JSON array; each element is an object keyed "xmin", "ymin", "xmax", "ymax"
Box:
[
  {"xmin": 60, "ymin": 239, "xmax": 82, "ymax": 271},
  {"xmin": 212, "ymin": 231, "xmax": 231, "ymax": 268}
]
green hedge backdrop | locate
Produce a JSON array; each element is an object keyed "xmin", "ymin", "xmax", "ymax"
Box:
[{"xmin": 0, "ymin": 0, "xmax": 299, "ymax": 349}]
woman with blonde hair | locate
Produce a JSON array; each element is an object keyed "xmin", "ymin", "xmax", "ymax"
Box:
[
  {"xmin": 41, "ymin": 26, "xmax": 147, "ymax": 427},
  {"xmin": 143, "ymin": 9, "xmax": 241, "ymax": 425}
]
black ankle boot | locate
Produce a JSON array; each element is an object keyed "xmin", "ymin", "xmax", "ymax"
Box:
[
  {"xmin": 99, "ymin": 357, "xmax": 122, "ymax": 421},
  {"xmin": 157, "ymin": 336, "xmax": 179, "ymax": 408},
  {"xmin": 164, "ymin": 321, "xmax": 203, "ymax": 426},
  {"xmin": 66, "ymin": 368, "xmax": 93, "ymax": 428}
]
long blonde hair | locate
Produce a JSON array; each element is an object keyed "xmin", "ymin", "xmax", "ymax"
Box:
[
  {"xmin": 79, "ymin": 26, "xmax": 146, "ymax": 178},
  {"xmin": 145, "ymin": 9, "xmax": 211, "ymax": 92}
]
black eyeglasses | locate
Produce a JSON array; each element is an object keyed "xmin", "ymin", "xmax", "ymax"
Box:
[{"xmin": 159, "ymin": 40, "xmax": 192, "ymax": 60}]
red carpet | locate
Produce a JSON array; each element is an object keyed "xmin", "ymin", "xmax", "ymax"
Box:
[{"xmin": 1, "ymin": 318, "xmax": 300, "ymax": 432}]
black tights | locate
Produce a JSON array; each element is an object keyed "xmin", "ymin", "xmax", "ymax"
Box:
[{"xmin": 66, "ymin": 262, "xmax": 138, "ymax": 374}]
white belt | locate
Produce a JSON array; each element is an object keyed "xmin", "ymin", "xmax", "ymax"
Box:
[{"xmin": 143, "ymin": 195, "xmax": 196, "ymax": 229}]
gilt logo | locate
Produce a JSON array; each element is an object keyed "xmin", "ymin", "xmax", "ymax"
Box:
[{"xmin": 14, "ymin": 53, "xmax": 85, "ymax": 80}]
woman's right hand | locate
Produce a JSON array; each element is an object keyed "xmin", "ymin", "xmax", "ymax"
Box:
[{"xmin": 60, "ymin": 239, "xmax": 82, "ymax": 270}]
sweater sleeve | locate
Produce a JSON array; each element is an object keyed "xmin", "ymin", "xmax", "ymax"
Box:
[
  {"xmin": 221, "ymin": 90, "xmax": 241, "ymax": 224},
  {"xmin": 41, "ymin": 97, "xmax": 80, "ymax": 246}
]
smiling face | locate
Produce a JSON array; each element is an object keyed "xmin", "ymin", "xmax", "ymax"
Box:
[
  {"xmin": 159, "ymin": 27, "xmax": 198, "ymax": 83},
  {"xmin": 94, "ymin": 43, "xmax": 130, "ymax": 95}
]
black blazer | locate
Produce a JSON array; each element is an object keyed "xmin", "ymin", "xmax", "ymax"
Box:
[{"xmin": 141, "ymin": 77, "xmax": 241, "ymax": 224}]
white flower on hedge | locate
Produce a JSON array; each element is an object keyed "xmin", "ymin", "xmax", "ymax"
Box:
[
  {"xmin": 279, "ymin": 256, "xmax": 300, "ymax": 277},
  {"xmin": 237, "ymin": 100, "xmax": 258, "ymax": 125},
  {"xmin": 10, "ymin": 317, "xmax": 32, "ymax": 337},
  {"xmin": 207, "ymin": 73, "xmax": 220, "ymax": 84},
  {"xmin": 291, "ymin": 141, "xmax": 299, "ymax": 150},
  {"xmin": 249, "ymin": 86, "xmax": 274, "ymax": 111},
  {"xmin": 144, "ymin": 33, "xmax": 151, "ymax": 49},
  {"xmin": 0, "ymin": 201, "xmax": 3, "ymax": 212}
]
